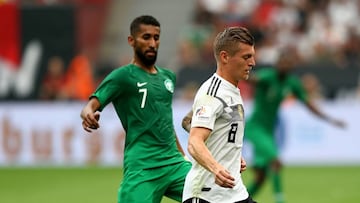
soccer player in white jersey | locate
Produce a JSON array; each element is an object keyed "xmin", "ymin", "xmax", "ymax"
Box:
[{"xmin": 182, "ymin": 27, "xmax": 257, "ymax": 203}]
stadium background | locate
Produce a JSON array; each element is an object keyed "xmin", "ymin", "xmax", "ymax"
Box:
[{"xmin": 1, "ymin": 0, "xmax": 360, "ymax": 202}]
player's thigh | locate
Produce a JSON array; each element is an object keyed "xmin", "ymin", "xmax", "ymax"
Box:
[
  {"xmin": 118, "ymin": 169, "xmax": 164, "ymax": 203},
  {"xmin": 248, "ymin": 128, "xmax": 276, "ymax": 155},
  {"xmin": 249, "ymin": 129, "xmax": 277, "ymax": 167},
  {"xmin": 255, "ymin": 137, "xmax": 277, "ymax": 158},
  {"xmin": 165, "ymin": 161, "xmax": 192, "ymax": 202}
]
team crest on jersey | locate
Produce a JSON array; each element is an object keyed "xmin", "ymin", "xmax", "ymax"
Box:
[
  {"xmin": 195, "ymin": 105, "xmax": 211, "ymax": 121},
  {"xmin": 164, "ymin": 79, "xmax": 174, "ymax": 93},
  {"xmin": 238, "ymin": 104, "xmax": 244, "ymax": 121}
]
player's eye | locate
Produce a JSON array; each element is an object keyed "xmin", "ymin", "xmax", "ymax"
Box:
[
  {"xmin": 243, "ymin": 54, "xmax": 252, "ymax": 60},
  {"xmin": 143, "ymin": 34, "xmax": 151, "ymax": 40}
]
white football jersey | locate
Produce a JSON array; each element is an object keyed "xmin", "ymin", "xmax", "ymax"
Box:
[{"xmin": 182, "ymin": 73, "xmax": 249, "ymax": 203}]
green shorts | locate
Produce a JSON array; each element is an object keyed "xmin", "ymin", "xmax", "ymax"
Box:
[
  {"xmin": 245, "ymin": 124, "xmax": 278, "ymax": 168},
  {"xmin": 118, "ymin": 160, "xmax": 191, "ymax": 203}
]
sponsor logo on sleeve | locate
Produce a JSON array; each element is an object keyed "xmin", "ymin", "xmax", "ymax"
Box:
[{"xmin": 194, "ymin": 105, "xmax": 211, "ymax": 121}]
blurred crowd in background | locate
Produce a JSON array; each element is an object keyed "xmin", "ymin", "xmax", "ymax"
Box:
[
  {"xmin": 1, "ymin": 0, "xmax": 360, "ymax": 102},
  {"xmin": 174, "ymin": 0, "xmax": 360, "ymax": 102}
]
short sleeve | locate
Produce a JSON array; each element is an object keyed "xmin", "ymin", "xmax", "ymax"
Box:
[
  {"xmin": 91, "ymin": 68, "xmax": 127, "ymax": 111},
  {"xmin": 191, "ymin": 94, "xmax": 223, "ymax": 130},
  {"xmin": 290, "ymin": 76, "xmax": 308, "ymax": 103}
]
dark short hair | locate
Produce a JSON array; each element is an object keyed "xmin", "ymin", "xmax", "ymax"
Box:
[
  {"xmin": 130, "ymin": 15, "xmax": 160, "ymax": 36},
  {"xmin": 213, "ymin": 27, "xmax": 254, "ymax": 59}
]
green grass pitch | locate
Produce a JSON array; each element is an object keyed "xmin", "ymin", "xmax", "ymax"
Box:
[{"xmin": 0, "ymin": 166, "xmax": 359, "ymax": 203}]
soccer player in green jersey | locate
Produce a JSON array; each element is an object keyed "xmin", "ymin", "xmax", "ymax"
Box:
[
  {"xmin": 80, "ymin": 15, "xmax": 191, "ymax": 203},
  {"xmin": 245, "ymin": 50, "xmax": 346, "ymax": 203}
]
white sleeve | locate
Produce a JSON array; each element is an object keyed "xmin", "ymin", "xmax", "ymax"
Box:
[{"xmin": 191, "ymin": 94, "xmax": 223, "ymax": 130}]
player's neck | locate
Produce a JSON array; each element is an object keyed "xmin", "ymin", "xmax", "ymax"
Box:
[
  {"xmin": 216, "ymin": 70, "xmax": 238, "ymax": 87},
  {"xmin": 132, "ymin": 60, "xmax": 157, "ymax": 74}
]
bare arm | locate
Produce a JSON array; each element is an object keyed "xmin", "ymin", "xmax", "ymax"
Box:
[
  {"xmin": 188, "ymin": 127, "xmax": 235, "ymax": 188},
  {"xmin": 80, "ymin": 97, "xmax": 101, "ymax": 132},
  {"xmin": 182, "ymin": 110, "xmax": 193, "ymax": 133},
  {"xmin": 304, "ymin": 99, "xmax": 346, "ymax": 128}
]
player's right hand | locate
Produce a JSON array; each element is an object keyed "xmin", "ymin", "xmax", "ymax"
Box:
[{"xmin": 82, "ymin": 111, "xmax": 100, "ymax": 132}]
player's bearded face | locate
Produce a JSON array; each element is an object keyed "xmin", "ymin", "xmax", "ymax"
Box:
[{"xmin": 134, "ymin": 43, "xmax": 157, "ymax": 66}]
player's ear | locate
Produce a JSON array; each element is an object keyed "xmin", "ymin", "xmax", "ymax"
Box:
[
  {"xmin": 128, "ymin": 35, "xmax": 135, "ymax": 47},
  {"xmin": 219, "ymin": 50, "xmax": 229, "ymax": 63}
]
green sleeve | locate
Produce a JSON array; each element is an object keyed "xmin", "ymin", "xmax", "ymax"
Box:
[
  {"xmin": 92, "ymin": 68, "xmax": 127, "ymax": 111},
  {"xmin": 290, "ymin": 76, "xmax": 308, "ymax": 102}
]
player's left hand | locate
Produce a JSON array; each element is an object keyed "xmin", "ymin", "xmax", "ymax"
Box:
[
  {"xmin": 214, "ymin": 168, "xmax": 235, "ymax": 188},
  {"xmin": 240, "ymin": 157, "xmax": 247, "ymax": 173}
]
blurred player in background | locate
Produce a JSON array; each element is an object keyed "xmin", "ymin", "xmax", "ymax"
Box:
[
  {"xmin": 245, "ymin": 48, "xmax": 346, "ymax": 203},
  {"xmin": 182, "ymin": 27, "xmax": 257, "ymax": 203},
  {"xmin": 80, "ymin": 15, "xmax": 191, "ymax": 203}
]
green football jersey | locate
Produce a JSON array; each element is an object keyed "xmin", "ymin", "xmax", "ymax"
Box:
[
  {"xmin": 247, "ymin": 68, "xmax": 308, "ymax": 133},
  {"xmin": 92, "ymin": 64, "xmax": 184, "ymax": 170}
]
